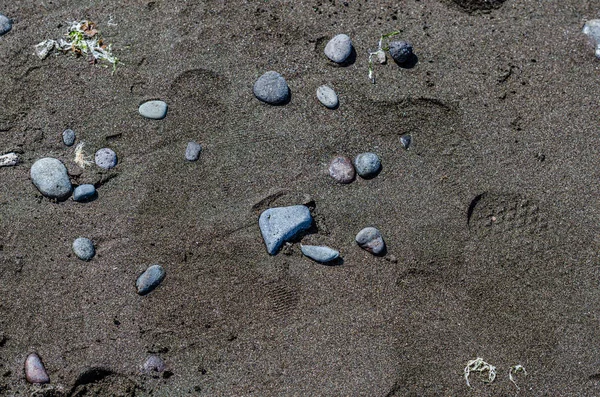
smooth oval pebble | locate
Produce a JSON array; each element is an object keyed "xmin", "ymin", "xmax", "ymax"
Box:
[
  {"xmin": 301, "ymin": 245, "xmax": 340, "ymax": 263},
  {"xmin": 73, "ymin": 184, "xmax": 97, "ymax": 202},
  {"xmin": 0, "ymin": 14, "xmax": 12, "ymax": 36},
  {"xmin": 25, "ymin": 353, "xmax": 50, "ymax": 384},
  {"xmin": 137, "ymin": 265, "xmax": 166, "ymax": 295},
  {"xmin": 329, "ymin": 156, "xmax": 355, "ymax": 184},
  {"xmin": 389, "ymin": 41, "xmax": 413, "ymax": 64},
  {"xmin": 324, "ymin": 34, "xmax": 353, "ymax": 64},
  {"xmin": 316, "ymin": 86, "xmax": 339, "ymax": 109},
  {"xmin": 139, "ymin": 100, "xmax": 168, "ymax": 120},
  {"xmin": 62, "ymin": 129, "xmax": 75, "ymax": 146},
  {"xmin": 73, "ymin": 237, "xmax": 95, "ymax": 261},
  {"xmin": 95, "ymin": 148, "xmax": 117, "ymax": 169},
  {"xmin": 185, "ymin": 141, "xmax": 202, "ymax": 161},
  {"xmin": 30, "ymin": 158, "xmax": 73, "ymax": 200},
  {"xmin": 356, "ymin": 227, "xmax": 386, "ymax": 255},
  {"xmin": 354, "ymin": 152, "xmax": 381, "ymax": 178},
  {"xmin": 143, "ymin": 355, "xmax": 166, "ymax": 375},
  {"xmin": 253, "ymin": 71, "xmax": 290, "ymax": 105},
  {"xmin": 583, "ymin": 20, "xmax": 600, "ymax": 58}
]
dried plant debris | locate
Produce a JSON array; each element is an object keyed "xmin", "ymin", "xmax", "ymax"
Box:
[
  {"xmin": 34, "ymin": 20, "xmax": 120, "ymax": 73},
  {"xmin": 368, "ymin": 31, "xmax": 400, "ymax": 84},
  {"xmin": 464, "ymin": 357, "xmax": 497, "ymax": 387},
  {"xmin": 509, "ymin": 364, "xmax": 527, "ymax": 390},
  {"xmin": 74, "ymin": 142, "xmax": 93, "ymax": 168}
]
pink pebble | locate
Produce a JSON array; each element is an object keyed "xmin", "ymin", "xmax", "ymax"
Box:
[
  {"xmin": 329, "ymin": 156, "xmax": 355, "ymax": 184},
  {"xmin": 25, "ymin": 353, "xmax": 50, "ymax": 384}
]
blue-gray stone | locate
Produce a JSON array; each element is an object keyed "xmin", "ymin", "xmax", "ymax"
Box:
[
  {"xmin": 316, "ymin": 85, "xmax": 339, "ymax": 109},
  {"xmin": 253, "ymin": 71, "xmax": 290, "ymax": 105},
  {"xmin": 72, "ymin": 237, "xmax": 95, "ymax": 261},
  {"xmin": 0, "ymin": 14, "xmax": 12, "ymax": 37},
  {"xmin": 389, "ymin": 41, "xmax": 413, "ymax": 64},
  {"xmin": 30, "ymin": 157, "xmax": 72, "ymax": 200},
  {"xmin": 136, "ymin": 264, "xmax": 166, "ymax": 295},
  {"xmin": 139, "ymin": 100, "xmax": 168, "ymax": 120},
  {"xmin": 73, "ymin": 184, "xmax": 97, "ymax": 202},
  {"xmin": 356, "ymin": 227, "xmax": 385, "ymax": 255},
  {"xmin": 95, "ymin": 148, "xmax": 117, "ymax": 169},
  {"xmin": 301, "ymin": 245, "xmax": 340, "ymax": 263},
  {"xmin": 62, "ymin": 129, "xmax": 75, "ymax": 146},
  {"xmin": 324, "ymin": 34, "xmax": 353, "ymax": 64},
  {"xmin": 259, "ymin": 205, "xmax": 313, "ymax": 255},
  {"xmin": 143, "ymin": 355, "xmax": 166, "ymax": 375},
  {"xmin": 400, "ymin": 134, "xmax": 411, "ymax": 149},
  {"xmin": 354, "ymin": 152, "xmax": 381, "ymax": 178},
  {"xmin": 185, "ymin": 141, "xmax": 202, "ymax": 161}
]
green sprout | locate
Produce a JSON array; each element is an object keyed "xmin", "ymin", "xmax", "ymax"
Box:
[{"xmin": 368, "ymin": 31, "xmax": 400, "ymax": 84}]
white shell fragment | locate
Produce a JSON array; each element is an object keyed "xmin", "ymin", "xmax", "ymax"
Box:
[{"xmin": 0, "ymin": 152, "xmax": 19, "ymax": 167}]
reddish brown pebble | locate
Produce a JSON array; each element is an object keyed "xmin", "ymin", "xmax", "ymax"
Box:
[
  {"xmin": 329, "ymin": 156, "xmax": 355, "ymax": 184},
  {"xmin": 25, "ymin": 353, "xmax": 50, "ymax": 384}
]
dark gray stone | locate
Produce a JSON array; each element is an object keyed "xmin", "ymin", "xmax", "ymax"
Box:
[
  {"xmin": 389, "ymin": 41, "xmax": 413, "ymax": 64},
  {"xmin": 354, "ymin": 152, "xmax": 381, "ymax": 178},
  {"xmin": 73, "ymin": 237, "xmax": 95, "ymax": 261},
  {"xmin": 253, "ymin": 71, "xmax": 290, "ymax": 105},
  {"xmin": 62, "ymin": 129, "xmax": 75, "ymax": 146},
  {"xmin": 356, "ymin": 227, "xmax": 386, "ymax": 255},
  {"xmin": 73, "ymin": 184, "xmax": 97, "ymax": 202},
  {"xmin": 0, "ymin": 14, "xmax": 12, "ymax": 36},
  {"xmin": 301, "ymin": 245, "xmax": 340, "ymax": 263},
  {"xmin": 137, "ymin": 265, "xmax": 166, "ymax": 295},
  {"xmin": 30, "ymin": 157, "xmax": 72, "ymax": 200},
  {"xmin": 185, "ymin": 141, "xmax": 202, "ymax": 161},
  {"xmin": 324, "ymin": 34, "xmax": 353, "ymax": 63},
  {"xmin": 400, "ymin": 134, "xmax": 411, "ymax": 149},
  {"xmin": 259, "ymin": 205, "xmax": 313, "ymax": 255},
  {"xmin": 95, "ymin": 148, "xmax": 117, "ymax": 169}
]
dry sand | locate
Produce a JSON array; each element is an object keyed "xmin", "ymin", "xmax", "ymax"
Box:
[{"xmin": 2, "ymin": 0, "xmax": 600, "ymax": 395}]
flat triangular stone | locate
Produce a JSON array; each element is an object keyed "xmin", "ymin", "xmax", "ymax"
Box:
[{"xmin": 259, "ymin": 205, "xmax": 313, "ymax": 255}]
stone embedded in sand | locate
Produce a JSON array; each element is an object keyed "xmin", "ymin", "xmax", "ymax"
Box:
[
  {"xmin": 73, "ymin": 184, "xmax": 97, "ymax": 202},
  {"xmin": 143, "ymin": 355, "xmax": 166, "ymax": 376},
  {"xmin": 73, "ymin": 237, "xmax": 95, "ymax": 261},
  {"xmin": 0, "ymin": 152, "xmax": 19, "ymax": 167},
  {"xmin": 95, "ymin": 148, "xmax": 117, "ymax": 169},
  {"xmin": 185, "ymin": 141, "xmax": 202, "ymax": 161},
  {"xmin": 583, "ymin": 20, "xmax": 600, "ymax": 58},
  {"xmin": 316, "ymin": 85, "xmax": 339, "ymax": 109},
  {"xmin": 324, "ymin": 34, "xmax": 353, "ymax": 64},
  {"xmin": 389, "ymin": 41, "xmax": 413, "ymax": 64},
  {"xmin": 62, "ymin": 129, "xmax": 76, "ymax": 146},
  {"xmin": 139, "ymin": 100, "xmax": 168, "ymax": 120},
  {"xmin": 301, "ymin": 245, "xmax": 340, "ymax": 263},
  {"xmin": 356, "ymin": 227, "xmax": 386, "ymax": 255},
  {"xmin": 329, "ymin": 156, "xmax": 355, "ymax": 184},
  {"xmin": 136, "ymin": 264, "xmax": 166, "ymax": 295},
  {"xmin": 259, "ymin": 205, "xmax": 313, "ymax": 255},
  {"xmin": 30, "ymin": 157, "xmax": 73, "ymax": 200},
  {"xmin": 25, "ymin": 353, "xmax": 50, "ymax": 384},
  {"xmin": 400, "ymin": 134, "xmax": 411, "ymax": 150},
  {"xmin": 253, "ymin": 71, "xmax": 290, "ymax": 105},
  {"xmin": 0, "ymin": 14, "xmax": 12, "ymax": 36},
  {"xmin": 354, "ymin": 152, "xmax": 381, "ymax": 179}
]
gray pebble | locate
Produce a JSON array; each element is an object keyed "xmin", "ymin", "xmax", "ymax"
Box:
[
  {"xmin": 0, "ymin": 14, "xmax": 12, "ymax": 36},
  {"xmin": 137, "ymin": 264, "xmax": 166, "ymax": 295},
  {"xmin": 253, "ymin": 71, "xmax": 290, "ymax": 105},
  {"xmin": 354, "ymin": 152, "xmax": 381, "ymax": 178},
  {"xmin": 324, "ymin": 34, "xmax": 353, "ymax": 64},
  {"xmin": 95, "ymin": 148, "xmax": 117, "ymax": 169},
  {"xmin": 185, "ymin": 141, "xmax": 202, "ymax": 161},
  {"xmin": 73, "ymin": 184, "xmax": 97, "ymax": 202},
  {"xmin": 329, "ymin": 156, "xmax": 355, "ymax": 184},
  {"xmin": 259, "ymin": 205, "xmax": 313, "ymax": 255},
  {"xmin": 25, "ymin": 353, "xmax": 50, "ymax": 384},
  {"xmin": 72, "ymin": 237, "xmax": 95, "ymax": 261},
  {"xmin": 30, "ymin": 158, "xmax": 72, "ymax": 200},
  {"xmin": 301, "ymin": 245, "xmax": 340, "ymax": 263},
  {"xmin": 62, "ymin": 129, "xmax": 76, "ymax": 146},
  {"xmin": 400, "ymin": 134, "xmax": 411, "ymax": 149},
  {"xmin": 143, "ymin": 355, "xmax": 166, "ymax": 375},
  {"xmin": 583, "ymin": 20, "xmax": 600, "ymax": 58},
  {"xmin": 389, "ymin": 41, "xmax": 413, "ymax": 64},
  {"xmin": 316, "ymin": 85, "xmax": 339, "ymax": 109},
  {"xmin": 356, "ymin": 227, "xmax": 386, "ymax": 255},
  {"xmin": 139, "ymin": 100, "xmax": 168, "ymax": 120}
]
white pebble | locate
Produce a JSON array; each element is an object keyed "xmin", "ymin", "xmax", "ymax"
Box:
[
  {"xmin": 316, "ymin": 86, "xmax": 339, "ymax": 109},
  {"xmin": 0, "ymin": 152, "xmax": 18, "ymax": 167},
  {"xmin": 324, "ymin": 34, "xmax": 353, "ymax": 64}
]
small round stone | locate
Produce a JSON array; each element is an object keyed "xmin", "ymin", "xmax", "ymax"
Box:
[
  {"xmin": 136, "ymin": 265, "xmax": 166, "ymax": 295},
  {"xmin": 62, "ymin": 129, "xmax": 75, "ymax": 146},
  {"xmin": 0, "ymin": 14, "xmax": 12, "ymax": 36},
  {"xmin": 143, "ymin": 355, "xmax": 166, "ymax": 376},
  {"xmin": 400, "ymin": 134, "xmax": 411, "ymax": 149},
  {"xmin": 328, "ymin": 156, "xmax": 355, "ymax": 184},
  {"xmin": 354, "ymin": 152, "xmax": 381, "ymax": 179},
  {"xmin": 73, "ymin": 237, "xmax": 95, "ymax": 261},
  {"xmin": 324, "ymin": 34, "xmax": 353, "ymax": 64},
  {"xmin": 139, "ymin": 100, "xmax": 168, "ymax": 120},
  {"xmin": 73, "ymin": 184, "xmax": 97, "ymax": 202},
  {"xmin": 356, "ymin": 227, "xmax": 386, "ymax": 255},
  {"xmin": 30, "ymin": 157, "xmax": 73, "ymax": 200},
  {"xmin": 389, "ymin": 41, "xmax": 413, "ymax": 64},
  {"xmin": 95, "ymin": 148, "xmax": 117, "ymax": 169},
  {"xmin": 185, "ymin": 141, "xmax": 202, "ymax": 161},
  {"xmin": 253, "ymin": 71, "xmax": 290, "ymax": 105},
  {"xmin": 25, "ymin": 353, "xmax": 50, "ymax": 384},
  {"xmin": 316, "ymin": 86, "xmax": 339, "ymax": 109}
]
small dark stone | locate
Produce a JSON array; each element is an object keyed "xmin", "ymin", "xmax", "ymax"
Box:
[{"xmin": 389, "ymin": 41, "xmax": 413, "ymax": 64}]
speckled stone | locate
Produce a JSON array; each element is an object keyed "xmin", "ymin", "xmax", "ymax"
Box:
[
  {"xmin": 95, "ymin": 148, "xmax": 117, "ymax": 169},
  {"xmin": 73, "ymin": 237, "xmax": 95, "ymax": 261},
  {"xmin": 139, "ymin": 100, "xmax": 168, "ymax": 120},
  {"xmin": 62, "ymin": 129, "xmax": 75, "ymax": 146},
  {"xmin": 316, "ymin": 85, "xmax": 339, "ymax": 109},
  {"xmin": 301, "ymin": 245, "xmax": 339, "ymax": 263},
  {"xmin": 324, "ymin": 34, "xmax": 353, "ymax": 64},
  {"xmin": 354, "ymin": 152, "xmax": 381, "ymax": 178},
  {"xmin": 356, "ymin": 227, "xmax": 386, "ymax": 255},
  {"xmin": 30, "ymin": 158, "xmax": 72, "ymax": 200},
  {"xmin": 185, "ymin": 141, "xmax": 202, "ymax": 161},
  {"xmin": 253, "ymin": 71, "xmax": 290, "ymax": 105},
  {"xmin": 328, "ymin": 156, "xmax": 355, "ymax": 184},
  {"xmin": 73, "ymin": 184, "xmax": 97, "ymax": 202},
  {"xmin": 0, "ymin": 14, "xmax": 12, "ymax": 36},
  {"xmin": 143, "ymin": 355, "xmax": 166, "ymax": 376},
  {"xmin": 389, "ymin": 41, "xmax": 413, "ymax": 64},
  {"xmin": 259, "ymin": 205, "xmax": 313, "ymax": 255},
  {"xmin": 25, "ymin": 353, "xmax": 50, "ymax": 384},
  {"xmin": 137, "ymin": 265, "xmax": 166, "ymax": 295}
]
